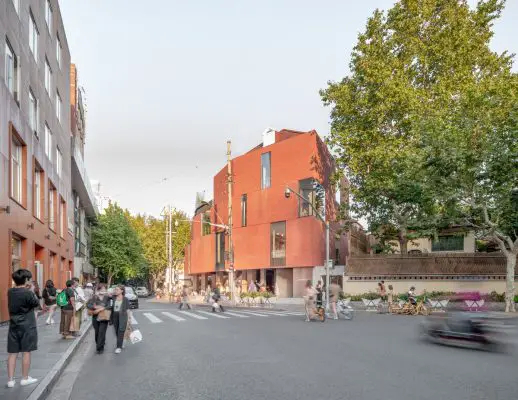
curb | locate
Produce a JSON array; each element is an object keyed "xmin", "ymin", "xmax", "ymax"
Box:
[{"xmin": 26, "ymin": 320, "xmax": 92, "ymax": 400}]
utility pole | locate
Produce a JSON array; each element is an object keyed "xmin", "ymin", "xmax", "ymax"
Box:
[
  {"xmin": 168, "ymin": 204, "xmax": 173, "ymax": 302},
  {"xmin": 227, "ymin": 140, "xmax": 235, "ymax": 306}
]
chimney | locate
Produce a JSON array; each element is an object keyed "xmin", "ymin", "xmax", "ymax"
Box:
[{"xmin": 262, "ymin": 127, "xmax": 276, "ymax": 147}]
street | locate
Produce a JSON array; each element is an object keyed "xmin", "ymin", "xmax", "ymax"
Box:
[{"xmin": 48, "ymin": 301, "xmax": 518, "ymax": 400}]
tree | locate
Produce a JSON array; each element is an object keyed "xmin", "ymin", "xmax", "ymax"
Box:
[
  {"xmin": 91, "ymin": 203, "xmax": 143, "ymax": 286},
  {"xmin": 322, "ymin": 0, "xmax": 518, "ymax": 310}
]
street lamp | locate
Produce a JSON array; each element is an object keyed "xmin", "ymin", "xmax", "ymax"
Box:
[{"xmin": 285, "ymin": 186, "xmax": 331, "ymax": 311}]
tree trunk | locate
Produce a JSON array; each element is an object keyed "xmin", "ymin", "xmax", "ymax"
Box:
[
  {"xmin": 398, "ymin": 228, "xmax": 408, "ymax": 255},
  {"xmin": 107, "ymin": 274, "xmax": 113, "ymax": 287},
  {"xmin": 505, "ymin": 252, "xmax": 516, "ymax": 313}
]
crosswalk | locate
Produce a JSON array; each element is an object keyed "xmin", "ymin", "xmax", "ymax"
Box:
[{"xmin": 132, "ymin": 309, "xmax": 305, "ymax": 325}]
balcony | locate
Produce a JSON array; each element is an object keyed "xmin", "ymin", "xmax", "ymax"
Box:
[{"xmin": 71, "ymin": 135, "xmax": 99, "ymax": 218}]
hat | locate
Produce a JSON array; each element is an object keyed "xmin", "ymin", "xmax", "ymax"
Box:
[{"xmin": 86, "ymin": 283, "xmax": 93, "ymax": 287}]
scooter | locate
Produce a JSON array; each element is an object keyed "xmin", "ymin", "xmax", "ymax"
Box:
[
  {"xmin": 337, "ymin": 298, "xmax": 354, "ymax": 320},
  {"xmin": 420, "ymin": 312, "xmax": 508, "ymax": 351}
]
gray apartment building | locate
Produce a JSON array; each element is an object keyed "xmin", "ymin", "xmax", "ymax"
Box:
[{"xmin": 0, "ymin": 0, "xmax": 96, "ymax": 321}]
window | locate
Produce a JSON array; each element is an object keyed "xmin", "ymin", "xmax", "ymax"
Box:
[
  {"xmin": 215, "ymin": 232, "xmax": 225, "ymax": 270},
  {"xmin": 60, "ymin": 198, "xmax": 66, "ymax": 238},
  {"xmin": 261, "ymin": 152, "xmax": 271, "ymax": 189},
  {"xmin": 12, "ymin": 0, "xmax": 19, "ymax": 15},
  {"xmin": 56, "ymin": 91, "xmax": 61, "ymax": 122},
  {"xmin": 49, "ymin": 184, "xmax": 56, "ymax": 231},
  {"xmin": 29, "ymin": 89, "xmax": 39, "ymax": 136},
  {"xmin": 11, "ymin": 235, "xmax": 22, "ymax": 272},
  {"xmin": 335, "ymin": 248, "xmax": 340, "ymax": 264},
  {"xmin": 5, "ymin": 39, "xmax": 19, "ymax": 102},
  {"xmin": 56, "ymin": 35, "xmax": 61, "ymax": 68},
  {"xmin": 29, "ymin": 11, "xmax": 39, "ymax": 61},
  {"xmin": 10, "ymin": 135, "xmax": 24, "ymax": 204},
  {"xmin": 202, "ymin": 212, "xmax": 211, "ymax": 236},
  {"xmin": 56, "ymin": 147, "xmax": 62, "ymax": 177},
  {"xmin": 299, "ymin": 179, "xmax": 317, "ymax": 217},
  {"xmin": 271, "ymin": 221, "xmax": 286, "ymax": 266},
  {"xmin": 45, "ymin": 58, "xmax": 52, "ymax": 93},
  {"xmin": 432, "ymin": 236, "xmax": 464, "ymax": 252},
  {"xmin": 241, "ymin": 194, "xmax": 247, "ymax": 227},
  {"xmin": 34, "ymin": 166, "xmax": 44, "ymax": 220},
  {"xmin": 45, "ymin": 0, "xmax": 53, "ymax": 32},
  {"xmin": 45, "ymin": 124, "xmax": 52, "ymax": 160}
]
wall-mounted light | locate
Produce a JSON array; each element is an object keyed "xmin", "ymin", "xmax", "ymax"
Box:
[
  {"xmin": 0, "ymin": 205, "xmax": 10, "ymax": 214},
  {"xmin": 57, "ymin": 242, "xmax": 61, "ymax": 247},
  {"xmin": 45, "ymin": 234, "xmax": 51, "ymax": 239},
  {"xmin": 27, "ymin": 223, "xmax": 35, "ymax": 230}
]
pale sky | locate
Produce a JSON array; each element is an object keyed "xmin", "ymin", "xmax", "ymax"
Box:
[{"xmin": 59, "ymin": 0, "xmax": 518, "ymax": 218}]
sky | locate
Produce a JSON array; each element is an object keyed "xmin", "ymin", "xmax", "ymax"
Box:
[{"xmin": 58, "ymin": 0, "xmax": 518, "ymax": 218}]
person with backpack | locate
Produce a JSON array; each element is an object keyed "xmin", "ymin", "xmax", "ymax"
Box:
[
  {"xmin": 57, "ymin": 280, "xmax": 76, "ymax": 340},
  {"xmin": 42, "ymin": 280, "xmax": 57, "ymax": 325}
]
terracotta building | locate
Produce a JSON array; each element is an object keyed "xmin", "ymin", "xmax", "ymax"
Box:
[{"xmin": 185, "ymin": 128, "xmax": 357, "ymax": 298}]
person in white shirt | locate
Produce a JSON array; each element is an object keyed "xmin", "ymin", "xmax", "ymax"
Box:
[{"xmin": 72, "ymin": 278, "xmax": 86, "ymax": 333}]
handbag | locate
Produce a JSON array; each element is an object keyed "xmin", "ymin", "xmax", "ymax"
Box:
[
  {"xmin": 97, "ymin": 309, "xmax": 112, "ymax": 321},
  {"xmin": 129, "ymin": 328, "xmax": 143, "ymax": 344}
]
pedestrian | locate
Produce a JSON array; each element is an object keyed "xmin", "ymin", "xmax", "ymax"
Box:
[
  {"xmin": 248, "ymin": 280, "xmax": 256, "ymax": 293},
  {"xmin": 6, "ymin": 269, "xmax": 40, "ymax": 388},
  {"xmin": 329, "ymin": 281, "xmax": 341, "ymax": 320},
  {"xmin": 71, "ymin": 277, "xmax": 86, "ymax": 335},
  {"xmin": 110, "ymin": 285, "xmax": 131, "ymax": 354},
  {"xmin": 315, "ymin": 280, "xmax": 323, "ymax": 307},
  {"xmin": 32, "ymin": 280, "xmax": 42, "ymax": 320},
  {"xmin": 83, "ymin": 283, "xmax": 94, "ymax": 321},
  {"xmin": 303, "ymin": 280, "xmax": 317, "ymax": 322},
  {"xmin": 211, "ymin": 285, "xmax": 224, "ymax": 312},
  {"xmin": 378, "ymin": 280, "xmax": 387, "ymax": 302},
  {"xmin": 178, "ymin": 285, "xmax": 192, "ymax": 310},
  {"xmin": 87, "ymin": 283, "xmax": 112, "ymax": 354},
  {"xmin": 58, "ymin": 280, "xmax": 76, "ymax": 340},
  {"xmin": 42, "ymin": 280, "xmax": 57, "ymax": 325}
]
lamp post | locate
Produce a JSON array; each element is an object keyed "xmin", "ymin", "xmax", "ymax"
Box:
[{"xmin": 284, "ymin": 186, "xmax": 331, "ymax": 311}]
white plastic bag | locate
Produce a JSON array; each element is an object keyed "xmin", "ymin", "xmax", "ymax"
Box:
[{"xmin": 129, "ymin": 329, "xmax": 143, "ymax": 344}]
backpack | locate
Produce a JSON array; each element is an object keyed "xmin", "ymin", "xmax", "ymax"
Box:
[{"xmin": 56, "ymin": 289, "xmax": 69, "ymax": 307}]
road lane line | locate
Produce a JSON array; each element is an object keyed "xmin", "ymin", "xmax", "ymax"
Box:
[
  {"xmin": 130, "ymin": 314, "xmax": 139, "ymax": 325},
  {"xmin": 161, "ymin": 312, "xmax": 186, "ymax": 322},
  {"xmin": 230, "ymin": 310, "xmax": 270, "ymax": 317},
  {"xmin": 196, "ymin": 310, "xmax": 231, "ymax": 319},
  {"xmin": 223, "ymin": 311, "xmax": 250, "ymax": 318},
  {"xmin": 143, "ymin": 313, "xmax": 163, "ymax": 323},
  {"xmin": 178, "ymin": 311, "xmax": 208, "ymax": 320}
]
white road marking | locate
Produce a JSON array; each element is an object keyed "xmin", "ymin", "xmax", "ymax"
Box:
[
  {"xmin": 130, "ymin": 314, "xmax": 139, "ymax": 325},
  {"xmin": 223, "ymin": 311, "xmax": 250, "ymax": 318},
  {"xmin": 230, "ymin": 310, "xmax": 270, "ymax": 317},
  {"xmin": 161, "ymin": 312, "xmax": 186, "ymax": 322},
  {"xmin": 143, "ymin": 313, "xmax": 163, "ymax": 323},
  {"xmin": 196, "ymin": 310, "xmax": 231, "ymax": 319},
  {"xmin": 178, "ymin": 311, "xmax": 208, "ymax": 320}
]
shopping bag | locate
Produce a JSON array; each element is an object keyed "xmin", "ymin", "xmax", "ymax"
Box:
[{"xmin": 129, "ymin": 329, "xmax": 143, "ymax": 344}]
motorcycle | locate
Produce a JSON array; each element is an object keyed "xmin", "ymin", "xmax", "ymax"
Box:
[{"xmin": 420, "ymin": 312, "xmax": 509, "ymax": 351}]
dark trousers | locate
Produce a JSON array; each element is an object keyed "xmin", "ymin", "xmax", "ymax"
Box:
[
  {"xmin": 92, "ymin": 318, "xmax": 108, "ymax": 351},
  {"xmin": 179, "ymin": 301, "xmax": 191, "ymax": 310},
  {"xmin": 212, "ymin": 300, "xmax": 224, "ymax": 312},
  {"xmin": 112, "ymin": 312, "xmax": 125, "ymax": 348}
]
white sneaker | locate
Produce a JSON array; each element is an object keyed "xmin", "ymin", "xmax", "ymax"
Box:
[
  {"xmin": 46, "ymin": 319, "xmax": 50, "ymax": 325},
  {"xmin": 50, "ymin": 318, "xmax": 55, "ymax": 324},
  {"xmin": 6, "ymin": 379, "xmax": 15, "ymax": 388},
  {"xmin": 115, "ymin": 348, "xmax": 122, "ymax": 354},
  {"xmin": 20, "ymin": 377, "xmax": 38, "ymax": 387}
]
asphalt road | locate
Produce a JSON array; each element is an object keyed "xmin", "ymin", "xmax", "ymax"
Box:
[{"xmin": 50, "ymin": 301, "xmax": 518, "ymax": 400}]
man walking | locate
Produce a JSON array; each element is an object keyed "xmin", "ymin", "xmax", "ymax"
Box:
[
  {"xmin": 6, "ymin": 269, "xmax": 40, "ymax": 388},
  {"xmin": 58, "ymin": 280, "xmax": 76, "ymax": 339},
  {"xmin": 72, "ymin": 278, "xmax": 86, "ymax": 332},
  {"xmin": 178, "ymin": 285, "xmax": 192, "ymax": 310}
]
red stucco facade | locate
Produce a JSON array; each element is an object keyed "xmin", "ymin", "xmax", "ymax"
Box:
[{"xmin": 185, "ymin": 130, "xmax": 350, "ymax": 297}]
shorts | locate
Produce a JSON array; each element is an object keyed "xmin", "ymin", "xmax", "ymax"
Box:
[{"xmin": 7, "ymin": 325, "xmax": 38, "ymax": 353}]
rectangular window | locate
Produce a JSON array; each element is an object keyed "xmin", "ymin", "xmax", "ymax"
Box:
[
  {"xmin": 45, "ymin": 58, "xmax": 52, "ymax": 93},
  {"xmin": 202, "ymin": 212, "xmax": 211, "ymax": 236},
  {"xmin": 12, "ymin": 0, "xmax": 20, "ymax": 15},
  {"xmin": 29, "ymin": 89, "xmax": 38, "ymax": 136},
  {"xmin": 241, "ymin": 194, "xmax": 247, "ymax": 227},
  {"xmin": 56, "ymin": 35, "xmax": 61, "ymax": 68},
  {"xmin": 261, "ymin": 152, "xmax": 271, "ymax": 189},
  {"xmin": 56, "ymin": 147, "xmax": 62, "ymax": 178},
  {"xmin": 299, "ymin": 178, "xmax": 317, "ymax": 217},
  {"xmin": 215, "ymin": 232, "xmax": 225, "ymax": 269},
  {"xmin": 5, "ymin": 39, "xmax": 19, "ymax": 102},
  {"xmin": 45, "ymin": 124, "xmax": 52, "ymax": 161},
  {"xmin": 49, "ymin": 183, "xmax": 56, "ymax": 231},
  {"xmin": 60, "ymin": 198, "xmax": 66, "ymax": 238},
  {"xmin": 56, "ymin": 91, "xmax": 61, "ymax": 122},
  {"xmin": 34, "ymin": 166, "xmax": 44, "ymax": 220},
  {"xmin": 271, "ymin": 221, "xmax": 286, "ymax": 266},
  {"xmin": 29, "ymin": 11, "xmax": 39, "ymax": 61},
  {"xmin": 10, "ymin": 136, "xmax": 23, "ymax": 203},
  {"xmin": 432, "ymin": 236, "xmax": 464, "ymax": 252},
  {"xmin": 45, "ymin": 0, "xmax": 53, "ymax": 32},
  {"xmin": 11, "ymin": 235, "xmax": 22, "ymax": 272}
]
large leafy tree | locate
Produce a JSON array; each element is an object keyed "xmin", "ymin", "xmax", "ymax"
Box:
[
  {"xmin": 322, "ymin": 0, "xmax": 518, "ymax": 310},
  {"xmin": 91, "ymin": 203, "xmax": 143, "ymax": 286}
]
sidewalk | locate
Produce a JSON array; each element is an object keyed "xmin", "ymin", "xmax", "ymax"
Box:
[{"xmin": 0, "ymin": 313, "xmax": 91, "ymax": 400}]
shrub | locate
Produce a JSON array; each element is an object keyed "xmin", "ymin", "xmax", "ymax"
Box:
[
  {"xmin": 240, "ymin": 292, "xmax": 249, "ymax": 299},
  {"xmin": 514, "ymin": 295, "xmax": 518, "ymax": 303}
]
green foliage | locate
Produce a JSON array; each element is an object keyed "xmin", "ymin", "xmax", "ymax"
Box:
[{"xmin": 91, "ymin": 203, "xmax": 143, "ymax": 285}]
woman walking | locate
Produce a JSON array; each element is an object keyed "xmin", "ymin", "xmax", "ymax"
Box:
[
  {"xmin": 110, "ymin": 285, "xmax": 131, "ymax": 354},
  {"xmin": 42, "ymin": 280, "xmax": 57, "ymax": 325},
  {"xmin": 86, "ymin": 284, "xmax": 112, "ymax": 354}
]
